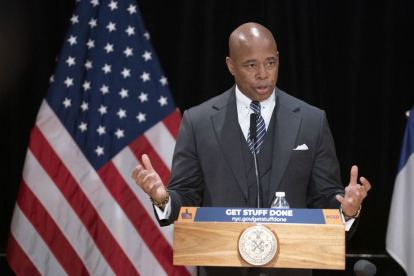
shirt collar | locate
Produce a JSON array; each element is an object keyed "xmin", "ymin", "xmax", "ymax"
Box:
[{"xmin": 235, "ymin": 85, "xmax": 276, "ymax": 114}]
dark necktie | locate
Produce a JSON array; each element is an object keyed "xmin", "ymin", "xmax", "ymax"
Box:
[{"xmin": 247, "ymin": 101, "xmax": 266, "ymax": 154}]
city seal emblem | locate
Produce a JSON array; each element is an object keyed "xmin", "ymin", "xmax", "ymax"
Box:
[{"xmin": 238, "ymin": 225, "xmax": 278, "ymax": 266}]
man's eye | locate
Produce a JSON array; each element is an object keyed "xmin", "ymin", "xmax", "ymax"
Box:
[
  {"xmin": 247, "ymin": 64, "xmax": 255, "ymax": 68},
  {"xmin": 268, "ymin": 62, "xmax": 275, "ymax": 66}
]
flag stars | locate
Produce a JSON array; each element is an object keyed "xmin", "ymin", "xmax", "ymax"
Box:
[
  {"xmin": 119, "ymin": 88, "xmax": 129, "ymax": 98},
  {"xmin": 79, "ymin": 122, "xmax": 88, "ymax": 132},
  {"xmin": 104, "ymin": 43, "xmax": 114, "ymax": 53},
  {"xmin": 136, "ymin": 112, "xmax": 146, "ymax": 123},
  {"xmin": 142, "ymin": 51, "xmax": 152, "ymax": 61},
  {"xmin": 90, "ymin": 0, "xmax": 99, "ymax": 7},
  {"xmin": 138, "ymin": 92, "xmax": 148, "ymax": 103},
  {"xmin": 95, "ymin": 146, "xmax": 104, "ymax": 156},
  {"xmin": 140, "ymin": 71, "xmax": 150, "ymax": 82},
  {"xmin": 80, "ymin": 101, "xmax": 89, "ymax": 111},
  {"xmin": 124, "ymin": 47, "xmax": 133, "ymax": 57},
  {"xmin": 102, "ymin": 63, "xmax": 112, "ymax": 74},
  {"xmin": 100, "ymin": 84, "xmax": 109, "ymax": 95},
  {"xmin": 63, "ymin": 98, "xmax": 72, "ymax": 108},
  {"xmin": 121, "ymin": 68, "xmax": 131, "ymax": 78},
  {"xmin": 89, "ymin": 18, "xmax": 97, "ymax": 28},
  {"xmin": 83, "ymin": 81, "xmax": 91, "ymax": 91},
  {"xmin": 143, "ymin": 31, "xmax": 150, "ymax": 40},
  {"xmin": 84, "ymin": 60, "xmax": 93, "ymax": 70},
  {"xmin": 98, "ymin": 105, "xmax": 108, "ymax": 115},
  {"xmin": 64, "ymin": 77, "xmax": 74, "ymax": 87},
  {"xmin": 127, "ymin": 4, "xmax": 137, "ymax": 14},
  {"xmin": 70, "ymin": 15, "xmax": 79, "ymax": 24},
  {"xmin": 108, "ymin": 1, "xmax": 118, "ymax": 10},
  {"xmin": 106, "ymin": 22, "xmax": 116, "ymax": 32},
  {"xmin": 49, "ymin": 75, "xmax": 54, "ymax": 83},
  {"xmin": 68, "ymin": 35, "xmax": 77, "ymax": 46},
  {"xmin": 159, "ymin": 76, "xmax": 168, "ymax": 86},
  {"xmin": 115, "ymin": 128, "xmax": 125, "ymax": 139},
  {"xmin": 125, "ymin": 26, "xmax": 135, "ymax": 36},
  {"xmin": 158, "ymin": 96, "xmax": 168, "ymax": 106},
  {"xmin": 86, "ymin": 39, "xmax": 95, "ymax": 49},
  {"xmin": 96, "ymin": 125, "xmax": 106, "ymax": 135},
  {"xmin": 117, "ymin": 108, "xmax": 127, "ymax": 119},
  {"xmin": 66, "ymin": 56, "xmax": 76, "ymax": 67}
]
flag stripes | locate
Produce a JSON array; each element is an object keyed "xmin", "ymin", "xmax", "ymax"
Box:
[{"xmin": 6, "ymin": 234, "xmax": 41, "ymax": 276}]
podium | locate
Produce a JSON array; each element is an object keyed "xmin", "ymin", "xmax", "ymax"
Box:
[{"xmin": 173, "ymin": 207, "xmax": 345, "ymax": 270}]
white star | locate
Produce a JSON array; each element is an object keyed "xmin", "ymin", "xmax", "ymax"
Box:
[
  {"xmin": 106, "ymin": 22, "xmax": 116, "ymax": 32},
  {"xmin": 125, "ymin": 26, "xmax": 135, "ymax": 36},
  {"xmin": 104, "ymin": 43, "xmax": 114, "ymax": 53},
  {"xmin": 83, "ymin": 81, "xmax": 91, "ymax": 91},
  {"xmin": 136, "ymin": 112, "xmax": 146, "ymax": 123},
  {"xmin": 143, "ymin": 31, "xmax": 150, "ymax": 40},
  {"xmin": 159, "ymin": 76, "xmax": 168, "ymax": 86},
  {"xmin": 84, "ymin": 60, "xmax": 93, "ymax": 70},
  {"xmin": 140, "ymin": 71, "xmax": 150, "ymax": 82},
  {"xmin": 115, "ymin": 128, "xmax": 125, "ymax": 139},
  {"xmin": 102, "ymin": 63, "xmax": 112, "ymax": 74},
  {"xmin": 80, "ymin": 101, "xmax": 89, "ymax": 111},
  {"xmin": 90, "ymin": 0, "xmax": 99, "ymax": 7},
  {"xmin": 138, "ymin": 92, "xmax": 148, "ymax": 103},
  {"xmin": 49, "ymin": 75, "xmax": 54, "ymax": 83},
  {"xmin": 63, "ymin": 97, "xmax": 72, "ymax": 108},
  {"xmin": 70, "ymin": 15, "xmax": 79, "ymax": 24},
  {"xmin": 98, "ymin": 105, "xmax": 108, "ymax": 115},
  {"xmin": 158, "ymin": 96, "xmax": 168, "ymax": 106},
  {"xmin": 117, "ymin": 108, "xmax": 127, "ymax": 119},
  {"xmin": 79, "ymin": 122, "xmax": 88, "ymax": 132},
  {"xmin": 95, "ymin": 146, "xmax": 104, "ymax": 156},
  {"xmin": 67, "ymin": 35, "xmax": 77, "ymax": 46},
  {"xmin": 142, "ymin": 51, "xmax": 152, "ymax": 61},
  {"xmin": 64, "ymin": 77, "xmax": 74, "ymax": 87},
  {"xmin": 86, "ymin": 39, "xmax": 95, "ymax": 49},
  {"xmin": 123, "ymin": 47, "xmax": 133, "ymax": 57},
  {"xmin": 89, "ymin": 18, "xmax": 97, "ymax": 28},
  {"xmin": 119, "ymin": 88, "xmax": 129, "ymax": 98},
  {"xmin": 100, "ymin": 84, "xmax": 109, "ymax": 94},
  {"xmin": 127, "ymin": 4, "xmax": 137, "ymax": 14},
  {"xmin": 66, "ymin": 56, "xmax": 76, "ymax": 67},
  {"xmin": 121, "ymin": 68, "xmax": 131, "ymax": 78},
  {"xmin": 108, "ymin": 1, "xmax": 118, "ymax": 10},
  {"xmin": 96, "ymin": 125, "xmax": 106, "ymax": 135}
]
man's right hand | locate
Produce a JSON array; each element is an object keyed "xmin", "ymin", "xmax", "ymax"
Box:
[{"xmin": 131, "ymin": 154, "xmax": 166, "ymax": 204}]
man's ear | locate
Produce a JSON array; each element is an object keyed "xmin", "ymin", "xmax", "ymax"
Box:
[{"xmin": 225, "ymin": 57, "xmax": 235, "ymax": 75}]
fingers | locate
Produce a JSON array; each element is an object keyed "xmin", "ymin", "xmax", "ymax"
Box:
[
  {"xmin": 349, "ymin": 165, "xmax": 358, "ymax": 186},
  {"xmin": 142, "ymin": 154, "xmax": 155, "ymax": 173},
  {"xmin": 131, "ymin": 165, "xmax": 142, "ymax": 180},
  {"xmin": 360, "ymin": 176, "xmax": 372, "ymax": 192},
  {"xmin": 336, "ymin": 194, "xmax": 344, "ymax": 204}
]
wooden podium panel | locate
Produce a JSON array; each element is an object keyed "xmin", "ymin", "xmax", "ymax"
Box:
[{"xmin": 173, "ymin": 208, "xmax": 345, "ymax": 270}]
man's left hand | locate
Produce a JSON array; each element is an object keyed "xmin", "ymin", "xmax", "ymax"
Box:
[{"xmin": 336, "ymin": 165, "xmax": 371, "ymax": 218}]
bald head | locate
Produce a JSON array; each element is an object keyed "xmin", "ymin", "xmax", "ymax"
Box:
[
  {"xmin": 226, "ymin": 23, "xmax": 279, "ymax": 102},
  {"xmin": 229, "ymin": 23, "xmax": 277, "ymax": 60}
]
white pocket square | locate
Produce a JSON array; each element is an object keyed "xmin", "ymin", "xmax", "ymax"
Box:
[{"xmin": 294, "ymin": 144, "xmax": 309, "ymax": 150}]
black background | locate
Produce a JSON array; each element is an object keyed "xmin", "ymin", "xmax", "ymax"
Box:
[{"xmin": 1, "ymin": 0, "xmax": 413, "ymax": 275}]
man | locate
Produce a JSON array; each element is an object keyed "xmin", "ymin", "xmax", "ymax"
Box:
[{"xmin": 132, "ymin": 23, "xmax": 371, "ymax": 276}]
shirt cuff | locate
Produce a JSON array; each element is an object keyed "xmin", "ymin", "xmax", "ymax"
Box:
[
  {"xmin": 341, "ymin": 211, "xmax": 355, "ymax": 231},
  {"xmin": 154, "ymin": 198, "xmax": 171, "ymax": 219}
]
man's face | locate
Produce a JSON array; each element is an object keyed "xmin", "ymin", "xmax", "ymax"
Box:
[{"xmin": 226, "ymin": 38, "xmax": 279, "ymax": 102}]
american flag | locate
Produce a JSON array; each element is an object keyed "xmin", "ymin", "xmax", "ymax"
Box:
[{"xmin": 6, "ymin": 0, "xmax": 195, "ymax": 275}]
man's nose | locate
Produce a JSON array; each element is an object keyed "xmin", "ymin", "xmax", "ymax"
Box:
[{"xmin": 256, "ymin": 64, "xmax": 268, "ymax": 79}]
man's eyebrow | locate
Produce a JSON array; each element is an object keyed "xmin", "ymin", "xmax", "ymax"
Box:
[
  {"xmin": 267, "ymin": 57, "xmax": 277, "ymax": 61},
  {"xmin": 244, "ymin": 59, "xmax": 257, "ymax": 64}
]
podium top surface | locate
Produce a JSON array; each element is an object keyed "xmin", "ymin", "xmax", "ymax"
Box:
[{"xmin": 177, "ymin": 207, "xmax": 343, "ymax": 225}]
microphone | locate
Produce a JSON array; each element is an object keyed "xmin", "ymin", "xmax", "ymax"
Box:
[
  {"xmin": 250, "ymin": 113, "xmax": 260, "ymax": 208},
  {"xmin": 354, "ymin": 260, "xmax": 377, "ymax": 276}
]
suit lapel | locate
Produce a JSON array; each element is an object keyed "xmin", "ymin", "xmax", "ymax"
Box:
[
  {"xmin": 211, "ymin": 88, "xmax": 249, "ymax": 199},
  {"xmin": 268, "ymin": 90, "xmax": 302, "ymax": 206}
]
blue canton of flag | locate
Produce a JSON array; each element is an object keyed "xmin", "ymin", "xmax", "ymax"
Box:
[{"xmin": 48, "ymin": 0, "xmax": 175, "ymax": 170}]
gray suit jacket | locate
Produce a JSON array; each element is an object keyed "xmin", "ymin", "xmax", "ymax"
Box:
[
  {"xmin": 162, "ymin": 86, "xmax": 345, "ymax": 224},
  {"xmin": 158, "ymin": 86, "xmax": 353, "ymax": 275}
]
